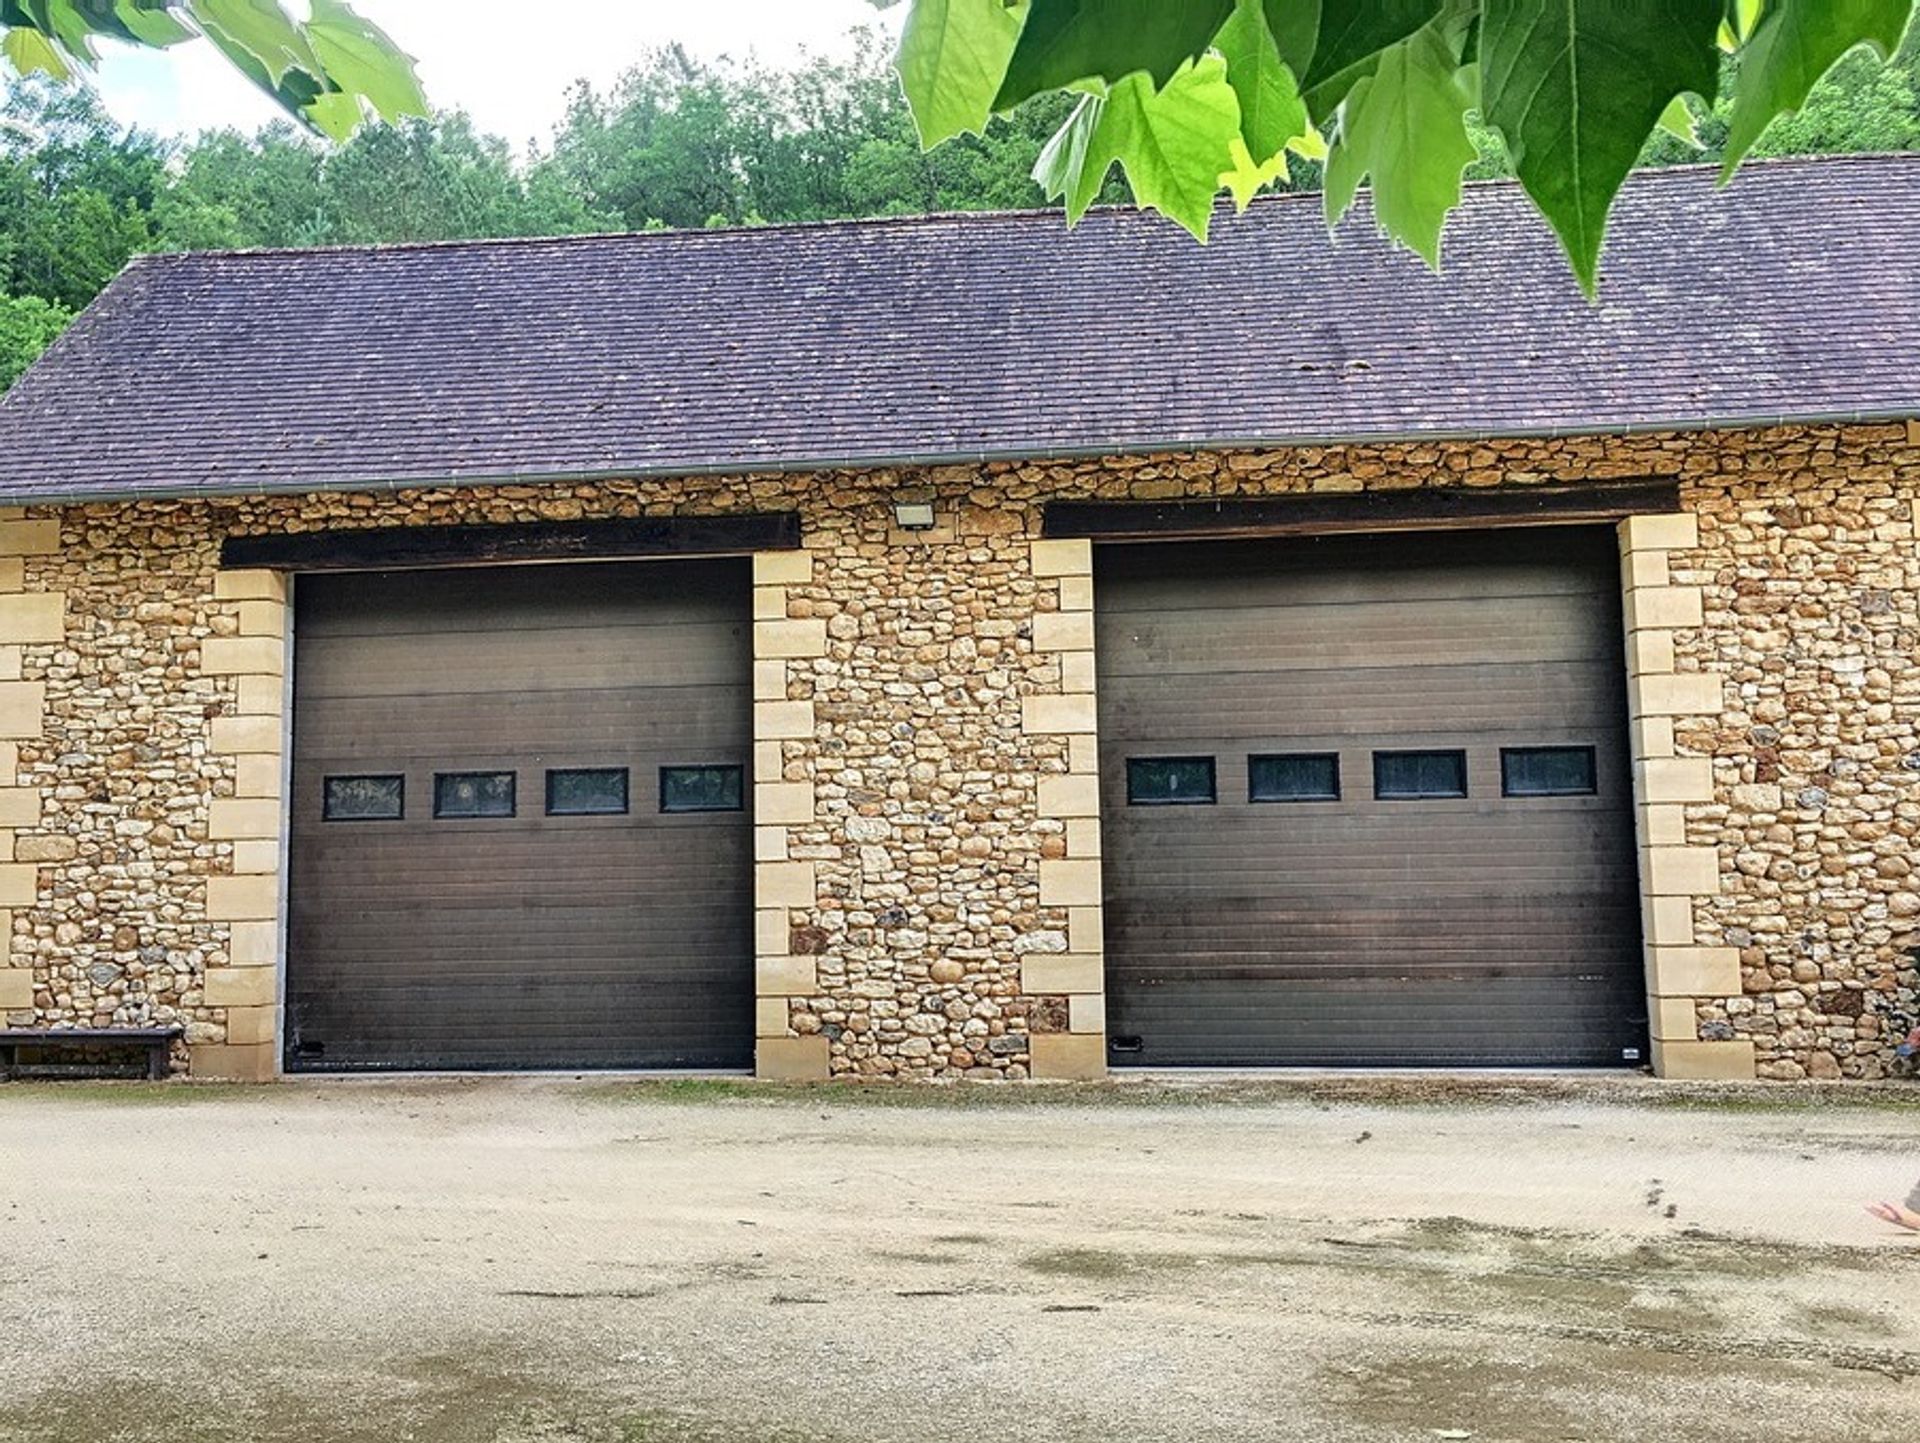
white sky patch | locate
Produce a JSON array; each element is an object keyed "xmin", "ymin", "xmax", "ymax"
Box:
[{"xmin": 91, "ymin": 0, "xmax": 899, "ymax": 147}]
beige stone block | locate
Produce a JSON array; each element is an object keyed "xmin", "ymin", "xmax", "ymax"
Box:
[
  {"xmin": 235, "ymin": 674, "xmax": 285, "ymax": 716},
  {"xmin": 1650, "ymin": 997, "xmax": 1701, "ymax": 1043},
  {"xmin": 1068, "ymin": 993, "xmax": 1106, "ymax": 1035},
  {"xmin": 1068, "ymin": 906, "xmax": 1104, "ymax": 954},
  {"xmin": 0, "ymin": 682, "xmax": 44, "ymax": 740},
  {"xmin": 1629, "ymin": 715, "xmax": 1674, "ymax": 761},
  {"xmin": 753, "ymin": 740, "xmax": 784, "ymax": 781},
  {"xmin": 755, "ymin": 997, "xmax": 792, "ymax": 1038},
  {"xmin": 753, "ymin": 550, "xmax": 815, "ymax": 586},
  {"xmin": 1030, "ymin": 1032, "xmax": 1105, "ymax": 1080},
  {"xmin": 206, "ymin": 873, "xmax": 278, "ymax": 922},
  {"xmin": 224, "ymin": 1006, "xmax": 279, "ymax": 1047},
  {"xmin": 236, "ymin": 600, "xmax": 287, "ymax": 637},
  {"xmin": 1623, "ymin": 549, "xmax": 1669, "ymax": 588},
  {"xmin": 209, "ymin": 798, "xmax": 282, "ymax": 841},
  {"xmin": 752, "ymin": 659, "xmax": 788, "ymax": 701},
  {"xmin": 755, "ymin": 825, "xmax": 789, "ymax": 862},
  {"xmin": 0, "ymin": 558, "xmax": 25, "ymax": 593},
  {"xmin": 190, "ymin": 1042, "xmax": 276, "ymax": 1082},
  {"xmin": 205, "ymin": 965, "xmax": 278, "ymax": 1008},
  {"xmin": 0, "ymin": 647, "xmax": 21, "ymax": 682},
  {"xmin": 0, "ymin": 968, "xmax": 30, "ymax": 1009},
  {"xmin": 1630, "ymin": 672, "xmax": 1724, "ymax": 718},
  {"xmin": 1030, "ymin": 538, "xmax": 1092, "ymax": 578},
  {"xmin": 755, "ymin": 618, "xmax": 829, "ymax": 659},
  {"xmin": 233, "ymin": 754, "xmax": 283, "ymax": 799},
  {"xmin": 1645, "ymin": 845, "xmax": 1720, "ymax": 898},
  {"xmin": 1625, "ymin": 630, "xmax": 1675, "ymax": 677},
  {"xmin": 1039, "ymin": 859, "xmax": 1103, "ymax": 906},
  {"xmin": 1619, "ymin": 513, "xmax": 1698, "ymax": 553},
  {"xmin": 756, "ymin": 955, "xmax": 821, "ymax": 996},
  {"xmin": 1058, "ymin": 575, "xmax": 1094, "ymax": 612},
  {"xmin": 231, "ymin": 839, "xmax": 280, "ymax": 875},
  {"xmin": 1624, "ymin": 585, "xmax": 1703, "ymax": 633},
  {"xmin": 1642, "ymin": 895, "xmax": 1696, "ymax": 948},
  {"xmin": 754, "ymin": 700, "xmax": 815, "ymax": 740},
  {"xmin": 1068, "ymin": 735, "xmax": 1099, "ymax": 774},
  {"xmin": 211, "ymin": 714, "xmax": 283, "ymax": 756},
  {"xmin": 213, "ymin": 569, "xmax": 287, "ymax": 603},
  {"xmin": 201, "ymin": 636, "xmax": 287, "ymax": 677},
  {"xmin": 1066, "ymin": 818, "xmax": 1102, "ymax": 859},
  {"xmin": 1032, "ymin": 611, "xmax": 1094, "ymax": 653},
  {"xmin": 755, "ymin": 781, "xmax": 814, "ymax": 826},
  {"xmin": 1060, "ymin": 651, "xmax": 1097, "ymax": 693},
  {"xmin": 1909, "ymin": 419, "xmax": 1920, "ymax": 447},
  {"xmin": 228, "ymin": 921, "xmax": 278, "ymax": 967},
  {"xmin": 1647, "ymin": 945, "xmax": 1740, "ymax": 997},
  {"xmin": 1021, "ymin": 953, "xmax": 1104, "ymax": 994},
  {"xmin": 1652, "ymin": 1038, "xmax": 1754, "ymax": 1081},
  {"xmin": 1021, "ymin": 693, "xmax": 1098, "ymax": 735},
  {"xmin": 1037, "ymin": 773, "xmax": 1101, "ymax": 819},
  {"xmin": 756, "ymin": 861, "xmax": 816, "ymax": 909},
  {"xmin": 0, "ymin": 592, "xmax": 63, "ymax": 644},
  {"xmin": 752, "ymin": 586, "xmax": 788, "ymax": 621},
  {"xmin": 756, "ymin": 1035, "xmax": 829, "ymax": 1081},
  {"xmin": 755, "ymin": 908, "xmax": 789, "ymax": 956},
  {"xmin": 0, "ymin": 520, "xmax": 59, "ymax": 557},
  {"xmin": 1636, "ymin": 756, "xmax": 1714, "ymax": 805},
  {"xmin": 1639, "ymin": 803, "xmax": 1687, "ymax": 847},
  {"xmin": 0, "ymin": 864, "xmax": 36, "ymax": 907},
  {"xmin": 0, "ymin": 788, "xmax": 41, "ymax": 828}
]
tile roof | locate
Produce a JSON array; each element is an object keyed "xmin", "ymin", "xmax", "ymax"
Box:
[{"xmin": 2, "ymin": 153, "xmax": 1916, "ymax": 503}]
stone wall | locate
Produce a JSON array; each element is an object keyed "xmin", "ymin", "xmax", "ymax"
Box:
[{"xmin": 2, "ymin": 419, "xmax": 1914, "ymax": 1080}]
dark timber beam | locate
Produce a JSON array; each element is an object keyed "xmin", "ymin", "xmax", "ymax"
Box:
[
  {"xmin": 1042, "ymin": 479, "xmax": 1683, "ymax": 543},
  {"xmin": 220, "ymin": 512, "xmax": 802, "ymax": 572}
]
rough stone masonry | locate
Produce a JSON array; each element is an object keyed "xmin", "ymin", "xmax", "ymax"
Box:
[{"xmin": 1, "ymin": 420, "xmax": 1914, "ymax": 1083}]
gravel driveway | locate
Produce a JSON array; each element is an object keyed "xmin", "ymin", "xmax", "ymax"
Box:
[{"xmin": 1, "ymin": 1076, "xmax": 1916, "ymax": 1443}]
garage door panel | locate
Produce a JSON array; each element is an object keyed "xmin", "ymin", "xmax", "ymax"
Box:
[
  {"xmin": 1096, "ymin": 529, "xmax": 1645, "ymax": 1068},
  {"xmin": 286, "ymin": 557, "xmax": 753, "ymax": 1072}
]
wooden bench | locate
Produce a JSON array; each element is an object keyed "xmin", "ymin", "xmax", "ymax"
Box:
[{"xmin": 0, "ymin": 1026, "xmax": 184, "ymax": 1081}]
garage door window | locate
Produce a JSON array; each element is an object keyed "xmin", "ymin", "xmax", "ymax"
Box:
[
  {"xmin": 1501, "ymin": 746, "xmax": 1597, "ymax": 797},
  {"xmin": 660, "ymin": 764, "xmax": 744, "ymax": 814},
  {"xmin": 1373, "ymin": 750, "xmax": 1468, "ymax": 800},
  {"xmin": 323, "ymin": 774, "xmax": 404, "ymax": 821},
  {"xmin": 1249, "ymin": 753, "xmax": 1340, "ymax": 803},
  {"xmin": 1126, "ymin": 756, "xmax": 1216, "ymax": 805},
  {"xmin": 433, "ymin": 771, "xmax": 516, "ymax": 818},
  {"xmin": 547, "ymin": 767, "xmax": 629, "ymax": 816}
]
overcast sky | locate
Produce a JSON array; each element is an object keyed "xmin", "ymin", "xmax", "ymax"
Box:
[{"xmin": 93, "ymin": 0, "xmax": 897, "ymax": 146}]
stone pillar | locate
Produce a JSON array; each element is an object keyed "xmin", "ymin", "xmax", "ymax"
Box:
[
  {"xmin": 1618, "ymin": 514, "xmax": 1751, "ymax": 1080},
  {"xmin": 751, "ymin": 549, "xmax": 831, "ymax": 1081},
  {"xmin": 196, "ymin": 568, "xmax": 290, "ymax": 1081},
  {"xmin": 0, "ymin": 514, "xmax": 62, "ymax": 1019},
  {"xmin": 1023, "ymin": 538, "xmax": 1108, "ymax": 1081}
]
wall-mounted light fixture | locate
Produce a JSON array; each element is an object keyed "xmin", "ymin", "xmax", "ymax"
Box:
[{"xmin": 892, "ymin": 500, "xmax": 938, "ymax": 531}]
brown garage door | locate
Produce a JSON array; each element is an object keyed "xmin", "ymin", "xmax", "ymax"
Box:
[
  {"xmin": 1096, "ymin": 528, "xmax": 1646, "ymax": 1068},
  {"xmin": 286, "ymin": 558, "xmax": 752, "ymax": 1071}
]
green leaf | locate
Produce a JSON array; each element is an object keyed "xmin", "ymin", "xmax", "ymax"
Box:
[
  {"xmin": 1323, "ymin": 15, "xmax": 1477, "ymax": 266},
  {"xmin": 1214, "ymin": 0, "xmax": 1307, "ymax": 163},
  {"xmin": 186, "ymin": 0, "xmax": 318, "ymax": 86},
  {"xmin": 1033, "ymin": 54, "xmax": 1242, "ymax": 238},
  {"xmin": 1722, "ymin": 0, "xmax": 1916, "ymax": 171},
  {"xmin": 2, "ymin": 24, "xmax": 69, "ymax": 77},
  {"xmin": 305, "ymin": 0, "xmax": 427, "ymax": 125},
  {"xmin": 1657, "ymin": 93, "xmax": 1702, "ymax": 146},
  {"xmin": 1218, "ymin": 133, "xmax": 1288, "ymax": 208},
  {"xmin": 897, "ymin": 0, "xmax": 1029, "ymax": 145},
  {"xmin": 994, "ymin": 0, "xmax": 1234, "ymax": 110},
  {"xmin": 114, "ymin": 1, "xmax": 196, "ymax": 47},
  {"xmin": 1269, "ymin": 0, "xmax": 1446, "ymax": 112},
  {"xmin": 1481, "ymin": 0, "xmax": 1722, "ymax": 293}
]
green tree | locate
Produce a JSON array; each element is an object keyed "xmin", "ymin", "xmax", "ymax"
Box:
[{"xmin": 0, "ymin": 291, "xmax": 71, "ymax": 391}]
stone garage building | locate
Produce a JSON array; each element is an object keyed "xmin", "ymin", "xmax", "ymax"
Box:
[{"xmin": 0, "ymin": 154, "xmax": 1914, "ymax": 1085}]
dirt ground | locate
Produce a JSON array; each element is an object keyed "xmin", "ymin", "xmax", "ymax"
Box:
[{"xmin": 0, "ymin": 1075, "xmax": 1917, "ymax": 1443}]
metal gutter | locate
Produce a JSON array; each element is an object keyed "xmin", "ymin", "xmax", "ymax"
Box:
[{"xmin": 12, "ymin": 405, "xmax": 1916, "ymax": 509}]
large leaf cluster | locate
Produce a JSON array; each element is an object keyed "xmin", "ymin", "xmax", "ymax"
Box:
[
  {"xmin": 893, "ymin": 0, "xmax": 1919, "ymax": 289},
  {"xmin": 0, "ymin": 0, "xmax": 425, "ymax": 141}
]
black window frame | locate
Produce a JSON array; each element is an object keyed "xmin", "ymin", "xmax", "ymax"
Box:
[
  {"xmin": 1500, "ymin": 745, "xmax": 1599, "ymax": 798},
  {"xmin": 322, "ymin": 773, "xmax": 406, "ymax": 822},
  {"xmin": 1124, "ymin": 755, "xmax": 1218, "ymax": 807},
  {"xmin": 431, "ymin": 770, "xmax": 518, "ymax": 820},
  {"xmin": 1248, "ymin": 751, "xmax": 1342, "ymax": 804},
  {"xmin": 659, "ymin": 763, "xmax": 746, "ymax": 815},
  {"xmin": 1372, "ymin": 749, "xmax": 1470, "ymax": 801},
  {"xmin": 544, "ymin": 766, "xmax": 631, "ymax": 817}
]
